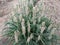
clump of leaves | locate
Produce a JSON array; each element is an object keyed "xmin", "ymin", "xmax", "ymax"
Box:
[{"xmin": 4, "ymin": 0, "xmax": 56, "ymax": 45}]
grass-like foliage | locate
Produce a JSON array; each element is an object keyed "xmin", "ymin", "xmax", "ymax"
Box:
[{"xmin": 4, "ymin": 0, "xmax": 56, "ymax": 45}]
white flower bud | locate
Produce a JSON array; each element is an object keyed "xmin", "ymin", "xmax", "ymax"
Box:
[
  {"xmin": 27, "ymin": 37, "xmax": 31, "ymax": 43},
  {"xmin": 16, "ymin": 30, "xmax": 20, "ymax": 36},
  {"xmin": 27, "ymin": 21, "xmax": 30, "ymax": 33},
  {"xmin": 21, "ymin": 18, "xmax": 25, "ymax": 26},
  {"xmin": 26, "ymin": 6, "xmax": 29, "ymax": 15},
  {"xmin": 33, "ymin": 7, "xmax": 36, "ymax": 11},
  {"xmin": 48, "ymin": 24, "xmax": 53, "ymax": 30},
  {"xmin": 35, "ymin": 5, "xmax": 39, "ymax": 12},
  {"xmin": 13, "ymin": 16, "xmax": 17, "ymax": 22},
  {"xmin": 21, "ymin": 18, "xmax": 26, "ymax": 35},
  {"xmin": 48, "ymin": 35, "xmax": 52, "ymax": 40},
  {"xmin": 30, "ymin": 34, "xmax": 33, "ymax": 39},
  {"xmin": 22, "ymin": 26, "xmax": 26, "ymax": 35},
  {"xmin": 19, "ymin": 14, "xmax": 22, "ymax": 21},
  {"xmin": 27, "ymin": 34, "xmax": 33, "ymax": 43},
  {"xmin": 22, "ymin": 18, "xmax": 25, "ymax": 24},
  {"xmin": 30, "ymin": 0, "xmax": 33, "ymax": 6},
  {"xmin": 37, "ymin": 35, "xmax": 41, "ymax": 41},
  {"xmin": 40, "ymin": 27, "xmax": 45, "ymax": 33},
  {"xmin": 41, "ymin": 22, "xmax": 45, "ymax": 27},
  {"xmin": 14, "ymin": 31, "xmax": 18, "ymax": 43},
  {"xmin": 33, "ymin": 7, "xmax": 36, "ymax": 16}
]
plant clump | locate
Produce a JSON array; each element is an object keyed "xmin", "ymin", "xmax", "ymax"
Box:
[{"xmin": 4, "ymin": 0, "xmax": 56, "ymax": 45}]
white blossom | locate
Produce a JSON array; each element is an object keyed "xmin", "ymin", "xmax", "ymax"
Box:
[
  {"xmin": 37, "ymin": 35, "xmax": 41, "ymax": 41},
  {"xmin": 40, "ymin": 26, "xmax": 45, "ymax": 33},
  {"xmin": 16, "ymin": 30, "xmax": 20, "ymax": 36},
  {"xmin": 14, "ymin": 31, "xmax": 18, "ymax": 43},
  {"xmin": 40, "ymin": 22, "xmax": 46, "ymax": 33},
  {"xmin": 30, "ymin": 0, "xmax": 33, "ymax": 6},
  {"xmin": 25, "ymin": 6, "xmax": 29, "ymax": 15},
  {"xmin": 35, "ymin": 5, "xmax": 39, "ymax": 12},
  {"xmin": 21, "ymin": 18, "xmax": 24, "ymax": 23},
  {"xmin": 13, "ymin": 16, "xmax": 17, "ymax": 22},
  {"xmin": 27, "ymin": 34, "xmax": 33, "ymax": 43},
  {"xmin": 21, "ymin": 18, "xmax": 26, "ymax": 35},
  {"xmin": 19, "ymin": 14, "xmax": 22, "ymax": 21},
  {"xmin": 27, "ymin": 21, "xmax": 30, "ymax": 33},
  {"xmin": 33, "ymin": 7, "xmax": 36, "ymax": 16},
  {"xmin": 48, "ymin": 24, "xmax": 53, "ymax": 30},
  {"xmin": 22, "ymin": 26, "xmax": 26, "ymax": 35},
  {"xmin": 27, "ymin": 37, "xmax": 31, "ymax": 43},
  {"xmin": 48, "ymin": 35, "xmax": 52, "ymax": 40},
  {"xmin": 41, "ymin": 22, "xmax": 45, "ymax": 27},
  {"xmin": 30, "ymin": 34, "xmax": 33, "ymax": 39}
]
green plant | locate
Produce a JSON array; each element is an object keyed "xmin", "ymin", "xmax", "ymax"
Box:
[{"xmin": 4, "ymin": 0, "xmax": 56, "ymax": 45}]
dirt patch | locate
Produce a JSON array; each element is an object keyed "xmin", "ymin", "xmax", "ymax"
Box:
[
  {"xmin": 6, "ymin": 0, "xmax": 13, "ymax": 2},
  {"xmin": 0, "ymin": 0, "xmax": 13, "ymax": 17}
]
